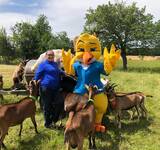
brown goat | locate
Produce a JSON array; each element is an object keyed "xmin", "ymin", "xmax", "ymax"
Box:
[
  {"xmin": 64, "ymin": 85, "xmax": 96, "ymax": 150},
  {"xmin": 64, "ymin": 102, "xmax": 95, "ymax": 150},
  {"xmin": 0, "ymin": 74, "xmax": 3, "ymax": 100},
  {"xmin": 12, "ymin": 60, "xmax": 28, "ymax": 89},
  {"xmin": 0, "ymin": 97, "xmax": 38, "ymax": 148},
  {"xmin": 106, "ymin": 85, "xmax": 151, "ymax": 128},
  {"xmin": 0, "ymin": 79, "xmax": 38, "ymax": 148}
]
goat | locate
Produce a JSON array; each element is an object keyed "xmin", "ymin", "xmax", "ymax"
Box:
[
  {"xmin": 0, "ymin": 81, "xmax": 38, "ymax": 148},
  {"xmin": 27, "ymin": 80, "xmax": 39, "ymax": 99},
  {"xmin": 105, "ymin": 83, "xmax": 152, "ymax": 129},
  {"xmin": 64, "ymin": 85, "xmax": 96, "ymax": 150},
  {"xmin": 12, "ymin": 60, "xmax": 28, "ymax": 89},
  {"xmin": 0, "ymin": 74, "xmax": 3, "ymax": 100}
]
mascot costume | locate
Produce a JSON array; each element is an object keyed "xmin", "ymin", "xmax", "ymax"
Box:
[{"xmin": 62, "ymin": 33, "xmax": 120, "ymax": 132}]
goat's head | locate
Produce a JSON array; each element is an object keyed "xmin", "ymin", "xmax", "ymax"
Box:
[
  {"xmin": 19, "ymin": 59, "xmax": 29, "ymax": 67},
  {"xmin": 104, "ymin": 83, "xmax": 117, "ymax": 101},
  {"xmin": 28, "ymin": 80, "xmax": 40, "ymax": 98},
  {"xmin": 64, "ymin": 128, "xmax": 79, "ymax": 149}
]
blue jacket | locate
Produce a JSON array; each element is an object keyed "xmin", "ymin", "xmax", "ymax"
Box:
[
  {"xmin": 34, "ymin": 60, "xmax": 63, "ymax": 90},
  {"xmin": 73, "ymin": 61, "xmax": 107, "ymax": 95}
]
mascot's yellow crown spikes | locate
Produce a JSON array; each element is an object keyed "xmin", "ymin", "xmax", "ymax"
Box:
[{"xmin": 75, "ymin": 33, "xmax": 101, "ymax": 60}]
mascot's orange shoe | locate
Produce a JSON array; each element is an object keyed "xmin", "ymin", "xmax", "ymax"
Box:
[{"xmin": 94, "ymin": 124, "xmax": 106, "ymax": 133}]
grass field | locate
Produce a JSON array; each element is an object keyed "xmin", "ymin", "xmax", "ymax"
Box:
[{"xmin": 0, "ymin": 60, "xmax": 160, "ymax": 150}]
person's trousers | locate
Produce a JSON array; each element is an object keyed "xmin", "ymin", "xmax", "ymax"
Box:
[{"xmin": 40, "ymin": 86, "xmax": 64, "ymax": 127}]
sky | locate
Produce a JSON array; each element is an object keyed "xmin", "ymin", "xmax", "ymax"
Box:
[{"xmin": 0, "ymin": 0, "xmax": 160, "ymax": 39}]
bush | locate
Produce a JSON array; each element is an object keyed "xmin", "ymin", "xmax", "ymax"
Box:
[{"xmin": 127, "ymin": 48, "xmax": 160, "ymax": 56}]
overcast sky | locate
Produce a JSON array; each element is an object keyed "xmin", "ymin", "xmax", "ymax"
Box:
[{"xmin": 0, "ymin": 0, "xmax": 160, "ymax": 39}]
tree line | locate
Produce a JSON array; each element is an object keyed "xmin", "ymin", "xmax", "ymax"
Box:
[
  {"xmin": 0, "ymin": 1, "xmax": 160, "ymax": 69},
  {"xmin": 0, "ymin": 15, "xmax": 72, "ymax": 63}
]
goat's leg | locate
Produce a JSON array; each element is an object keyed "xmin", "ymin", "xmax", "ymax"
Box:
[
  {"xmin": 31, "ymin": 115, "xmax": 38, "ymax": 134},
  {"xmin": 130, "ymin": 107, "xmax": 136, "ymax": 120},
  {"xmin": 139, "ymin": 103, "xmax": 145, "ymax": 117},
  {"xmin": 135, "ymin": 105, "xmax": 140, "ymax": 121},
  {"xmin": 0, "ymin": 94, "xmax": 3, "ymax": 101},
  {"xmin": 88, "ymin": 132, "xmax": 96, "ymax": 149},
  {"xmin": 117, "ymin": 111, "xmax": 122, "ymax": 129},
  {"xmin": 92, "ymin": 134, "xmax": 96, "ymax": 149},
  {"xmin": 0, "ymin": 129, "xmax": 4, "ymax": 149},
  {"xmin": 114, "ymin": 112, "xmax": 119, "ymax": 126},
  {"xmin": 77, "ymin": 139, "xmax": 83, "ymax": 150},
  {"xmin": 0, "ymin": 127, "xmax": 8, "ymax": 149},
  {"xmin": 66, "ymin": 111, "xmax": 74, "ymax": 129},
  {"xmin": 0, "ymin": 142, "xmax": 6, "ymax": 149},
  {"xmin": 19, "ymin": 123, "xmax": 23, "ymax": 136},
  {"xmin": 140, "ymin": 103, "xmax": 148, "ymax": 119},
  {"xmin": 1, "ymin": 142, "xmax": 6, "ymax": 149},
  {"xmin": 88, "ymin": 134, "xmax": 92, "ymax": 149}
]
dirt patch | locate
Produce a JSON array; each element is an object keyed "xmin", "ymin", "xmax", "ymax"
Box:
[{"xmin": 127, "ymin": 56, "xmax": 160, "ymax": 61}]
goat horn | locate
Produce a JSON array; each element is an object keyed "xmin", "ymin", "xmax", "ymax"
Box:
[
  {"xmin": 112, "ymin": 84, "xmax": 118, "ymax": 88},
  {"xmin": 110, "ymin": 83, "xmax": 116, "ymax": 86},
  {"xmin": 37, "ymin": 80, "xmax": 41, "ymax": 85},
  {"xmin": 93, "ymin": 85, "xmax": 98, "ymax": 90},
  {"xmin": 110, "ymin": 83, "xmax": 118, "ymax": 88},
  {"xmin": 85, "ymin": 84, "xmax": 89, "ymax": 91}
]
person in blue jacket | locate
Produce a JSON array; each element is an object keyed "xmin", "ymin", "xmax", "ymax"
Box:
[{"xmin": 34, "ymin": 50, "xmax": 64, "ymax": 128}]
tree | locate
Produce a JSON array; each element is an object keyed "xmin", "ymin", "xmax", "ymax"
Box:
[
  {"xmin": 154, "ymin": 20, "xmax": 160, "ymax": 49},
  {"xmin": 11, "ymin": 15, "xmax": 71, "ymax": 59},
  {"xmin": 34, "ymin": 15, "xmax": 53, "ymax": 54},
  {"xmin": 84, "ymin": 2, "xmax": 154, "ymax": 70},
  {"xmin": 0, "ymin": 27, "xmax": 14, "ymax": 63},
  {"xmin": 12, "ymin": 22, "xmax": 38, "ymax": 59},
  {"xmin": 48, "ymin": 31, "xmax": 71, "ymax": 50}
]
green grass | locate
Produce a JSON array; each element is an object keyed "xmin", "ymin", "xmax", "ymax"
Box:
[{"xmin": 0, "ymin": 60, "xmax": 160, "ymax": 150}]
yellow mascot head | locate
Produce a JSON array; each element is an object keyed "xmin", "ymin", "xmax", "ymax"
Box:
[{"xmin": 75, "ymin": 33, "xmax": 101, "ymax": 65}]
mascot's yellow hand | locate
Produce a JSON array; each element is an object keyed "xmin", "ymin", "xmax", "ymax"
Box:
[
  {"xmin": 109, "ymin": 44, "xmax": 121, "ymax": 68},
  {"xmin": 103, "ymin": 47, "xmax": 113, "ymax": 74},
  {"xmin": 103, "ymin": 44, "xmax": 121, "ymax": 74},
  {"xmin": 62, "ymin": 49, "xmax": 76, "ymax": 75},
  {"xmin": 62, "ymin": 49, "xmax": 72, "ymax": 74}
]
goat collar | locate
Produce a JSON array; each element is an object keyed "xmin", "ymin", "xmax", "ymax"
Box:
[
  {"xmin": 83, "ymin": 98, "xmax": 94, "ymax": 109},
  {"xmin": 29, "ymin": 95, "xmax": 37, "ymax": 101},
  {"xmin": 88, "ymin": 98, "xmax": 94, "ymax": 104}
]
